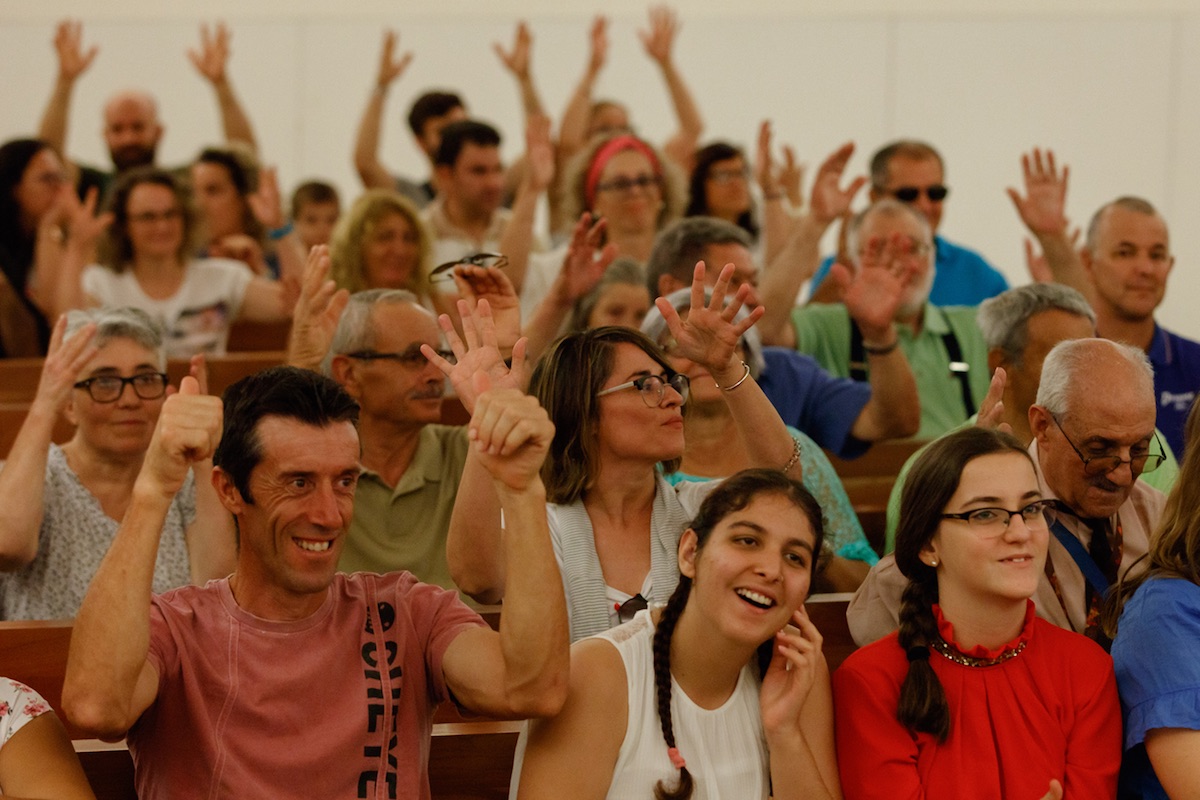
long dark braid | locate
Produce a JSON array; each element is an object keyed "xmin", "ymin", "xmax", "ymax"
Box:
[
  {"xmin": 895, "ymin": 577, "xmax": 949, "ymax": 740},
  {"xmin": 651, "ymin": 577, "xmax": 695, "ymax": 800}
]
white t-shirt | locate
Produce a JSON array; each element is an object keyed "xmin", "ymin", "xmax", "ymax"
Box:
[{"xmin": 82, "ymin": 257, "xmax": 254, "ymax": 358}]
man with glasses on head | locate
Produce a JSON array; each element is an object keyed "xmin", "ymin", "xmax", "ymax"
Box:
[
  {"xmin": 809, "ymin": 140, "xmax": 1008, "ymax": 306},
  {"xmin": 849, "ymin": 337, "xmax": 1166, "ymax": 648}
]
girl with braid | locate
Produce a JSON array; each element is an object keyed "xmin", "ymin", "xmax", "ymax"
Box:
[
  {"xmin": 510, "ymin": 469, "xmax": 840, "ymax": 799},
  {"xmin": 832, "ymin": 428, "xmax": 1121, "ymax": 800}
]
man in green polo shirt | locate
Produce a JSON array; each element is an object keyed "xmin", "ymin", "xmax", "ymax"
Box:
[
  {"xmin": 790, "ymin": 199, "xmax": 989, "ymax": 439},
  {"xmin": 323, "ymin": 290, "xmax": 470, "ymax": 595}
]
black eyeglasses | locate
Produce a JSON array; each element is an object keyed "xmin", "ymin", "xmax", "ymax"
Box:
[
  {"xmin": 615, "ymin": 593, "xmax": 648, "ymax": 624},
  {"xmin": 597, "ymin": 372, "xmax": 690, "ymax": 407},
  {"xmin": 1051, "ymin": 415, "xmax": 1164, "ymax": 477},
  {"xmin": 74, "ymin": 372, "xmax": 169, "ymax": 403},
  {"xmin": 941, "ymin": 500, "xmax": 1057, "ymax": 538},
  {"xmin": 890, "ymin": 185, "xmax": 949, "ymax": 203},
  {"xmin": 430, "ymin": 252, "xmax": 509, "ymax": 283},
  {"xmin": 595, "ymin": 174, "xmax": 663, "ymax": 195},
  {"xmin": 344, "ymin": 347, "xmax": 455, "ymax": 368}
]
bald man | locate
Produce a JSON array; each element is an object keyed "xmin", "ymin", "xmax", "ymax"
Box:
[{"xmin": 37, "ymin": 20, "xmax": 257, "ymax": 198}]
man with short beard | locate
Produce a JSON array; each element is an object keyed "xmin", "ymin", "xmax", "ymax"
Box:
[
  {"xmin": 787, "ymin": 199, "xmax": 990, "ymax": 438},
  {"xmin": 37, "ymin": 20, "xmax": 257, "ymax": 200}
]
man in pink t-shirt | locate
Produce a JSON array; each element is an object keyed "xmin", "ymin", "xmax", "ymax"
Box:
[{"xmin": 61, "ymin": 365, "xmax": 567, "ymax": 799}]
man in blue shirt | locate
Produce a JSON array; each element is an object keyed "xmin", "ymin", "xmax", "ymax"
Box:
[{"xmin": 810, "ymin": 140, "xmax": 1009, "ymax": 306}]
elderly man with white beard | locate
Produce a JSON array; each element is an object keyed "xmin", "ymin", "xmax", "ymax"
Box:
[{"xmin": 785, "ymin": 199, "xmax": 990, "ymax": 438}]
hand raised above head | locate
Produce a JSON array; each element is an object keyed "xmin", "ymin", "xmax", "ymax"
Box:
[
  {"xmin": 53, "ymin": 19, "xmax": 98, "ymax": 82},
  {"xmin": 586, "ymin": 16, "xmax": 609, "ymax": 76},
  {"xmin": 33, "ymin": 315, "xmax": 99, "ymax": 416},
  {"xmin": 1006, "ymin": 147, "xmax": 1070, "ymax": 237},
  {"xmin": 423, "ymin": 298, "xmax": 528, "ymax": 414},
  {"xmin": 656, "ymin": 261, "xmax": 762, "ymax": 380},
  {"xmin": 187, "ymin": 22, "xmax": 233, "ymax": 85},
  {"xmin": 808, "ymin": 141, "xmax": 866, "ymax": 228},
  {"xmin": 468, "ymin": 372, "xmax": 554, "ymax": 493},
  {"xmin": 639, "ymin": 5, "xmax": 679, "ymax": 66},
  {"xmin": 374, "ymin": 29, "xmax": 413, "ymax": 89},
  {"xmin": 494, "ymin": 21, "xmax": 533, "ymax": 80}
]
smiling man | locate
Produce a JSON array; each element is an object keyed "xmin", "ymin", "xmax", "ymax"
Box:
[{"xmin": 62, "ymin": 365, "xmax": 567, "ymax": 798}]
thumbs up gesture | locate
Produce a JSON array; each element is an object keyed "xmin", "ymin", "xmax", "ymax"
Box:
[{"xmin": 140, "ymin": 368, "xmax": 224, "ymax": 498}]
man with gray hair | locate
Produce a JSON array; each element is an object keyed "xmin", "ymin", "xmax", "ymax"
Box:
[
  {"xmin": 1010, "ymin": 154, "xmax": 1200, "ymax": 457},
  {"xmin": 321, "ymin": 289, "xmax": 470, "ymax": 595},
  {"xmin": 646, "ymin": 215, "xmax": 920, "ymax": 457},
  {"xmin": 787, "ymin": 199, "xmax": 989, "ymax": 439},
  {"xmin": 808, "ymin": 139, "xmax": 1008, "ymax": 306},
  {"xmin": 849, "ymin": 337, "xmax": 1167, "ymax": 648}
]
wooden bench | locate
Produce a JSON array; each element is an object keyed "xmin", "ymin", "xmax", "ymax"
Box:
[
  {"xmin": 827, "ymin": 438, "xmax": 926, "ymax": 555},
  {"xmin": 0, "ymin": 597, "xmax": 853, "ymax": 799}
]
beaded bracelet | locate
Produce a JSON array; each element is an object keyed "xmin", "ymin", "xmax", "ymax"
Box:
[
  {"xmin": 714, "ymin": 361, "xmax": 751, "ymax": 391},
  {"xmin": 782, "ymin": 436, "xmax": 803, "ymax": 473}
]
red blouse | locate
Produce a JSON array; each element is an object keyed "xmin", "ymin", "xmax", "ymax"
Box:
[{"xmin": 832, "ymin": 601, "xmax": 1120, "ymax": 800}]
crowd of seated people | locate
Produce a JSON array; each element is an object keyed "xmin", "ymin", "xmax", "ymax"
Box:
[{"xmin": 0, "ymin": 9, "xmax": 1199, "ymax": 799}]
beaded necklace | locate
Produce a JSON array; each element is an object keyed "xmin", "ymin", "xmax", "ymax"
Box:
[{"xmin": 931, "ymin": 636, "xmax": 1027, "ymax": 668}]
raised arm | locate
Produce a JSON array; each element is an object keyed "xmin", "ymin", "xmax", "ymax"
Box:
[
  {"xmin": 63, "ymin": 376, "xmax": 223, "ymax": 738},
  {"xmin": 31, "ymin": 186, "xmax": 111, "ymax": 320},
  {"xmin": 522, "ymin": 213, "xmax": 616, "ymax": 361},
  {"xmin": 661, "ymin": 262, "xmax": 800, "ymax": 478},
  {"xmin": 640, "ymin": 6, "xmax": 703, "ymax": 168},
  {"xmin": 1006, "ymin": 148, "xmax": 1091, "ymax": 299},
  {"xmin": 558, "ymin": 17, "xmax": 608, "ymax": 161},
  {"xmin": 245, "ymin": 165, "xmax": 306, "ymax": 283},
  {"xmin": 755, "ymin": 120, "xmax": 802, "ymax": 267},
  {"xmin": 0, "ymin": 317, "xmax": 97, "ymax": 570},
  {"xmin": 829, "ymin": 236, "xmax": 921, "ymax": 442},
  {"xmin": 427, "ymin": 300, "xmax": 528, "ymax": 603},
  {"xmin": 287, "ymin": 245, "xmax": 349, "ymax": 371},
  {"xmin": 494, "ymin": 21, "xmax": 546, "ymax": 121},
  {"xmin": 498, "ymin": 114, "xmax": 555, "ymax": 293},
  {"xmin": 180, "ymin": 356, "xmax": 237, "ymax": 584},
  {"xmin": 440, "ymin": 378, "xmax": 568, "ymax": 718},
  {"xmin": 353, "ymin": 30, "xmax": 413, "ymax": 190},
  {"xmin": 38, "ymin": 20, "xmax": 98, "ymax": 157},
  {"xmin": 758, "ymin": 142, "xmax": 864, "ymax": 347},
  {"xmin": 187, "ymin": 22, "xmax": 258, "ymax": 154}
]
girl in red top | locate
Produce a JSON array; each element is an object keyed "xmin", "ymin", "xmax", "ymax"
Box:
[{"xmin": 833, "ymin": 427, "xmax": 1120, "ymax": 800}]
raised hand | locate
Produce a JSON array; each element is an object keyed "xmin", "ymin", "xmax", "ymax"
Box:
[
  {"xmin": 53, "ymin": 19, "xmax": 98, "ymax": 82},
  {"xmin": 808, "ymin": 142, "xmax": 865, "ymax": 227},
  {"xmin": 525, "ymin": 114, "xmax": 555, "ymax": 193},
  {"xmin": 140, "ymin": 375, "xmax": 224, "ymax": 498},
  {"xmin": 1006, "ymin": 148, "xmax": 1070, "ymax": 236},
  {"xmin": 374, "ymin": 30, "xmax": 413, "ymax": 89},
  {"xmin": 187, "ymin": 22, "xmax": 233, "ymax": 85},
  {"xmin": 586, "ymin": 16, "xmax": 609, "ymax": 77},
  {"xmin": 657, "ymin": 261, "xmax": 763, "ymax": 380},
  {"xmin": 975, "ymin": 367, "xmax": 1013, "ymax": 435},
  {"xmin": 209, "ymin": 234, "xmax": 269, "ymax": 276},
  {"xmin": 756, "ymin": 121, "xmax": 804, "ymax": 206},
  {"xmin": 467, "ymin": 373, "xmax": 554, "ymax": 493},
  {"xmin": 829, "ymin": 233, "xmax": 917, "ymax": 341},
  {"xmin": 639, "ymin": 6, "xmax": 679, "ymax": 67},
  {"xmin": 494, "ymin": 21, "xmax": 533, "ymax": 80},
  {"xmin": 246, "ymin": 165, "xmax": 285, "ymax": 229},
  {"xmin": 32, "ymin": 316, "xmax": 99, "ymax": 416},
  {"xmin": 287, "ymin": 245, "xmax": 349, "ymax": 370},
  {"xmin": 451, "ymin": 265, "xmax": 521, "ymax": 350},
  {"xmin": 62, "ymin": 186, "xmax": 113, "ymax": 252},
  {"xmin": 553, "ymin": 213, "xmax": 617, "ymax": 305},
  {"xmin": 759, "ymin": 607, "xmax": 824, "ymax": 737},
  {"xmin": 423, "ymin": 298, "xmax": 528, "ymax": 414}
]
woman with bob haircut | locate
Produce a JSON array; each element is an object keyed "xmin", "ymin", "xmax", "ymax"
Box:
[
  {"xmin": 510, "ymin": 469, "xmax": 840, "ymax": 799},
  {"xmin": 442, "ymin": 262, "xmax": 800, "ymax": 642},
  {"xmin": 1107, "ymin": 398, "xmax": 1200, "ymax": 800},
  {"xmin": 55, "ymin": 167, "xmax": 291, "ymax": 358},
  {"xmin": 832, "ymin": 426, "xmax": 1120, "ymax": 800},
  {"xmin": 329, "ymin": 189, "xmax": 431, "ymax": 296}
]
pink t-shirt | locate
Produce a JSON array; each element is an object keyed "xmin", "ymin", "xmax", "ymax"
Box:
[{"xmin": 130, "ymin": 571, "xmax": 486, "ymax": 799}]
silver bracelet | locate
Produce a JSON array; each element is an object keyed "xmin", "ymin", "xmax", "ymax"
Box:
[
  {"xmin": 715, "ymin": 361, "xmax": 751, "ymax": 391},
  {"xmin": 782, "ymin": 436, "xmax": 803, "ymax": 474}
]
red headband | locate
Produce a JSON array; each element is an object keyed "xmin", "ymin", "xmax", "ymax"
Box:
[{"xmin": 584, "ymin": 134, "xmax": 662, "ymax": 209}]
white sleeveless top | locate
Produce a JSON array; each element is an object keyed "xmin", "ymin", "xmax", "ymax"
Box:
[{"xmin": 510, "ymin": 609, "xmax": 768, "ymax": 799}]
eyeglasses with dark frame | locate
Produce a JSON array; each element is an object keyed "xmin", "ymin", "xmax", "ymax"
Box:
[
  {"xmin": 1051, "ymin": 415, "xmax": 1164, "ymax": 477},
  {"xmin": 430, "ymin": 252, "xmax": 509, "ymax": 283},
  {"xmin": 343, "ymin": 347, "xmax": 456, "ymax": 368},
  {"xmin": 73, "ymin": 372, "xmax": 170, "ymax": 403},
  {"xmin": 595, "ymin": 174, "xmax": 663, "ymax": 195},
  {"xmin": 890, "ymin": 185, "xmax": 949, "ymax": 203},
  {"xmin": 597, "ymin": 372, "xmax": 690, "ymax": 408},
  {"xmin": 941, "ymin": 499, "xmax": 1057, "ymax": 537}
]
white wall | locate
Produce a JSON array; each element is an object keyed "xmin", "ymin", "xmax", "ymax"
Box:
[{"xmin": 2, "ymin": 1, "xmax": 1198, "ymax": 337}]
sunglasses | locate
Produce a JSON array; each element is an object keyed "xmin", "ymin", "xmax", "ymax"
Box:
[{"xmin": 890, "ymin": 185, "xmax": 949, "ymax": 203}]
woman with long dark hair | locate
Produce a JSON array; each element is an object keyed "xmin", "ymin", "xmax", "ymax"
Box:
[
  {"xmin": 833, "ymin": 427, "xmax": 1120, "ymax": 800},
  {"xmin": 510, "ymin": 469, "xmax": 839, "ymax": 799}
]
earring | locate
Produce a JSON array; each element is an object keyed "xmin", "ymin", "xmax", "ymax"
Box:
[{"xmin": 929, "ymin": 557, "xmax": 939, "ymax": 567}]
